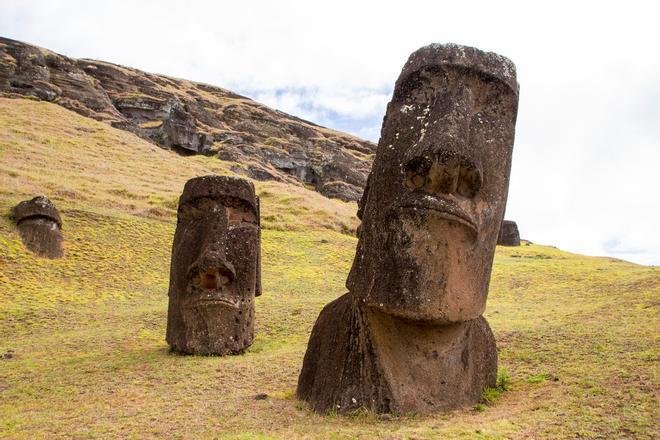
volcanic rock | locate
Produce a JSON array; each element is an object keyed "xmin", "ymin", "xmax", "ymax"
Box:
[
  {"xmin": 297, "ymin": 43, "xmax": 520, "ymax": 413},
  {"xmin": 498, "ymin": 220, "xmax": 521, "ymax": 246},
  {"xmin": 166, "ymin": 175, "xmax": 261, "ymax": 355},
  {"xmin": 12, "ymin": 196, "xmax": 63, "ymax": 258}
]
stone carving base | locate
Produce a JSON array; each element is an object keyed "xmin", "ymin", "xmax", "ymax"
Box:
[{"xmin": 297, "ymin": 293, "xmax": 497, "ymax": 414}]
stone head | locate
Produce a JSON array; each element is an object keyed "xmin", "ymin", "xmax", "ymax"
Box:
[
  {"xmin": 347, "ymin": 44, "xmax": 519, "ymax": 323},
  {"xmin": 12, "ymin": 196, "xmax": 63, "ymax": 259},
  {"xmin": 166, "ymin": 175, "xmax": 261, "ymax": 355},
  {"xmin": 498, "ymin": 220, "xmax": 521, "ymax": 246}
]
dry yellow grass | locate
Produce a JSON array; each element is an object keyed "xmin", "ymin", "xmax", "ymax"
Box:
[{"xmin": 0, "ymin": 98, "xmax": 658, "ymax": 439}]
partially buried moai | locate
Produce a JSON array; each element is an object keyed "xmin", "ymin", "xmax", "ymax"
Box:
[
  {"xmin": 498, "ymin": 220, "xmax": 521, "ymax": 246},
  {"xmin": 297, "ymin": 44, "xmax": 519, "ymax": 413},
  {"xmin": 166, "ymin": 175, "xmax": 261, "ymax": 355},
  {"xmin": 12, "ymin": 196, "xmax": 64, "ymax": 259}
]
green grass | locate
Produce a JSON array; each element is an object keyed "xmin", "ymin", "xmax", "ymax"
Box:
[
  {"xmin": 0, "ymin": 98, "xmax": 658, "ymax": 438},
  {"xmin": 481, "ymin": 370, "xmax": 511, "ymax": 404}
]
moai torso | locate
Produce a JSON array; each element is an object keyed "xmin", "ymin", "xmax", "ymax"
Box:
[
  {"xmin": 166, "ymin": 175, "xmax": 261, "ymax": 355},
  {"xmin": 297, "ymin": 44, "xmax": 519, "ymax": 413},
  {"xmin": 12, "ymin": 196, "xmax": 64, "ymax": 259}
]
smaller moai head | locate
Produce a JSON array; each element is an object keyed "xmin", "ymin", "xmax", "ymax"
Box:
[
  {"xmin": 347, "ymin": 44, "xmax": 519, "ymax": 323},
  {"xmin": 12, "ymin": 196, "xmax": 63, "ymax": 258},
  {"xmin": 166, "ymin": 175, "xmax": 261, "ymax": 355},
  {"xmin": 498, "ymin": 220, "xmax": 520, "ymax": 246}
]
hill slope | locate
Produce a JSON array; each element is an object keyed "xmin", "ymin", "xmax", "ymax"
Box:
[
  {"xmin": 0, "ymin": 99, "xmax": 658, "ymax": 438},
  {"xmin": 0, "ymin": 37, "xmax": 376, "ymax": 202}
]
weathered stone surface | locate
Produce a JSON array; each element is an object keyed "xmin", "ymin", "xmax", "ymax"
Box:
[
  {"xmin": 347, "ymin": 43, "xmax": 519, "ymax": 324},
  {"xmin": 318, "ymin": 181, "xmax": 362, "ymax": 203},
  {"xmin": 166, "ymin": 175, "xmax": 261, "ymax": 355},
  {"xmin": 12, "ymin": 196, "xmax": 63, "ymax": 258},
  {"xmin": 298, "ymin": 43, "xmax": 519, "ymax": 413},
  {"xmin": 297, "ymin": 293, "xmax": 497, "ymax": 414},
  {"xmin": 498, "ymin": 220, "xmax": 521, "ymax": 246},
  {"xmin": 0, "ymin": 37, "xmax": 376, "ymax": 201}
]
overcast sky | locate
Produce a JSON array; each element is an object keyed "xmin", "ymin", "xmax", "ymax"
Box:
[{"xmin": 2, "ymin": 0, "xmax": 658, "ymax": 265}]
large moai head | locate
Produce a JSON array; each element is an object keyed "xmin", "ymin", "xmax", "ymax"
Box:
[
  {"xmin": 12, "ymin": 196, "xmax": 63, "ymax": 259},
  {"xmin": 166, "ymin": 175, "xmax": 261, "ymax": 355},
  {"xmin": 347, "ymin": 44, "xmax": 519, "ymax": 323}
]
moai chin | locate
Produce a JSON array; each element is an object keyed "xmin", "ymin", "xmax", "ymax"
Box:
[
  {"xmin": 166, "ymin": 175, "xmax": 261, "ymax": 355},
  {"xmin": 12, "ymin": 196, "xmax": 64, "ymax": 259},
  {"xmin": 297, "ymin": 44, "xmax": 519, "ymax": 414}
]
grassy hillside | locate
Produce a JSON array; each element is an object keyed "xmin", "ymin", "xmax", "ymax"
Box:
[{"xmin": 0, "ymin": 98, "xmax": 658, "ymax": 439}]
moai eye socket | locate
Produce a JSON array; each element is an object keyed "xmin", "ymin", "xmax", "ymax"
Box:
[
  {"xmin": 226, "ymin": 203, "xmax": 257, "ymax": 226},
  {"xmin": 179, "ymin": 197, "xmax": 221, "ymax": 220},
  {"xmin": 179, "ymin": 197, "xmax": 258, "ymax": 224}
]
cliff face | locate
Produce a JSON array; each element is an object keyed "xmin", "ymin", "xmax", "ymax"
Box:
[{"xmin": 0, "ymin": 37, "xmax": 376, "ymax": 201}]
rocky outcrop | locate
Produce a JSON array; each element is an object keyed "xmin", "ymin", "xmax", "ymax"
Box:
[{"xmin": 0, "ymin": 37, "xmax": 376, "ymax": 201}]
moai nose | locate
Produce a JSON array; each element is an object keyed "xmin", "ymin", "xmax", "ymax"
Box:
[
  {"xmin": 403, "ymin": 85, "xmax": 481, "ymax": 198},
  {"xmin": 192, "ymin": 251, "xmax": 235, "ymax": 290},
  {"xmin": 199, "ymin": 267, "xmax": 232, "ymax": 290},
  {"xmin": 404, "ymin": 153, "xmax": 482, "ymax": 198},
  {"xmin": 189, "ymin": 214, "xmax": 236, "ymax": 289}
]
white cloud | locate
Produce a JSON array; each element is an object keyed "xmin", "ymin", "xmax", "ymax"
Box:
[{"xmin": 1, "ymin": 0, "xmax": 659, "ymax": 264}]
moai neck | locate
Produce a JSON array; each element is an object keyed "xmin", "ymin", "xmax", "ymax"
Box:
[{"xmin": 296, "ymin": 292, "xmax": 497, "ymax": 414}]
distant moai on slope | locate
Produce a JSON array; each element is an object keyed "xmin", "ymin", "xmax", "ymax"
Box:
[
  {"xmin": 166, "ymin": 175, "xmax": 261, "ymax": 355},
  {"xmin": 297, "ymin": 43, "xmax": 519, "ymax": 414},
  {"xmin": 12, "ymin": 196, "xmax": 64, "ymax": 258},
  {"xmin": 498, "ymin": 220, "xmax": 521, "ymax": 246}
]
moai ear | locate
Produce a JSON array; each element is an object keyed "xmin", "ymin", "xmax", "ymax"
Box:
[
  {"xmin": 255, "ymin": 195, "xmax": 262, "ymax": 297},
  {"xmin": 357, "ymin": 172, "xmax": 371, "ymax": 221}
]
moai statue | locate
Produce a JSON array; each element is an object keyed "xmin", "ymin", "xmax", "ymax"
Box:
[
  {"xmin": 498, "ymin": 220, "xmax": 521, "ymax": 246},
  {"xmin": 12, "ymin": 196, "xmax": 64, "ymax": 258},
  {"xmin": 297, "ymin": 44, "xmax": 519, "ymax": 413},
  {"xmin": 166, "ymin": 175, "xmax": 261, "ymax": 355}
]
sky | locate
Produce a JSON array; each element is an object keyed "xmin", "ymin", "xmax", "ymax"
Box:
[{"xmin": 1, "ymin": 0, "xmax": 659, "ymax": 265}]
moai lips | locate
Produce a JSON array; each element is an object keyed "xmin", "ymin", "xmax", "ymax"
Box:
[
  {"xmin": 298, "ymin": 44, "xmax": 519, "ymax": 414},
  {"xmin": 166, "ymin": 175, "xmax": 261, "ymax": 355},
  {"xmin": 12, "ymin": 196, "xmax": 63, "ymax": 259}
]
